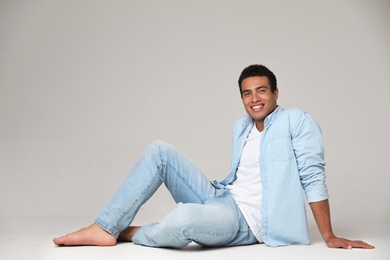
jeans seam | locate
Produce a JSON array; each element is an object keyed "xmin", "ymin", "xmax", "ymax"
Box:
[{"xmin": 114, "ymin": 171, "xmax": 159, "ymax": 234}]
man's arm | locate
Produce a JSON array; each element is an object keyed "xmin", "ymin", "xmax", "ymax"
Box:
[{"xmin": 309, "ymin": 199, "xmax": 375, "ymax": 249}]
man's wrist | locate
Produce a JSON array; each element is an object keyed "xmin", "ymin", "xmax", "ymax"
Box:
[{"xmin": 323, "ymin": 233, "xmax": 336, "ymax": 243}]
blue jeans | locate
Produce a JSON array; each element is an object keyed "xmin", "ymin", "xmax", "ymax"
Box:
[{"xmin": 96, "ymin": 141, "xmax": 258, "ymax": 248}]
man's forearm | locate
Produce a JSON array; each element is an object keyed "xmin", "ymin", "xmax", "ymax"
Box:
[{"xmin": 309, "ymin": 199, "xmax": 335, "ymax": 242}]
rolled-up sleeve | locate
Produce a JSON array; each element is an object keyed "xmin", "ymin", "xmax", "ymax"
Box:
[{"xmin": 290, "ymin": 110, "xmax": 329, "ymax": 203}]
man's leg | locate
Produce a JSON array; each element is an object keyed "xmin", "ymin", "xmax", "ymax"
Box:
[
  {"xmin": 132, "ymin": 194, "xmax": 258, "ymax": 248},
  {"xmin": 54, "ymin": 140, "xmax": 217, "ymax": 246}
]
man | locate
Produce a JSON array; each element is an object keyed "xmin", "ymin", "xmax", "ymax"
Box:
[{"xmin": 53, "ymin": 65, "xmax": 374, "ymax": 249}]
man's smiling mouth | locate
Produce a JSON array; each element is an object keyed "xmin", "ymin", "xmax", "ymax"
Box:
[{"xmin": 251, "ymin": 104, "xmax": 263, "ymax": 111}]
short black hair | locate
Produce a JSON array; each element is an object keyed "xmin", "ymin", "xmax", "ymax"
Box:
[{"xmin": 238, "ymin": 64, "xmax": 277, "ymax": 95}]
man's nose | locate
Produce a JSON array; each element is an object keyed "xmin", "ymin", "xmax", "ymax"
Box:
[{"xmin": 251, "ymin": 92, "xmax": 260, "ymax": 102}]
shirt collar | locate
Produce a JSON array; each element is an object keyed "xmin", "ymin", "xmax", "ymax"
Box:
[
  {"xmin": 264, "ymin": 106, "xmax": 281, "ymax": 128},
  {"xmin": 242, "ymin": 106, "xmax": 282, "ymax": 129}
]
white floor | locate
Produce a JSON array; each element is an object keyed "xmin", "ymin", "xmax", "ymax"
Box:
[{"xmin": 1, "ymin": 216, "xmax": 388, "ymax": 260}]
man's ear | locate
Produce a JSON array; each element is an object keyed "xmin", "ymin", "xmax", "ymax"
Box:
[{"xmin": 274, "ymin": 88, "xmax": 279, "ymax": 100}]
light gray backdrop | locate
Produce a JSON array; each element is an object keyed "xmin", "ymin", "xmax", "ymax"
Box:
[{"xmin": 1, "ymin": 0, "xmax": 389, "ymax": 232}]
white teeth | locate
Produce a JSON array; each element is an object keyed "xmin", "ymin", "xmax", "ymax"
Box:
[{"xmin": 252, "ymin": 105, "xmax": 263, "ymax": 109}]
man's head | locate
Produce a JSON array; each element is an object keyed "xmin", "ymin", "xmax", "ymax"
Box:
[
  {"xmin": 238, "ymin": 64, "xmax": 277, "ymax": 95},
  {"xmin": 238, "ymin": 64, "xmax": 279, "ymax": 131}
]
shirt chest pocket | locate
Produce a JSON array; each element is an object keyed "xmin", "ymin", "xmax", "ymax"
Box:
[{"xmin": 269, "ymin": 137, "xmax": 293, "ymax": 162}]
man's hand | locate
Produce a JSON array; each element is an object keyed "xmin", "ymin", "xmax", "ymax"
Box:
[
  {"xmin": 326, "ymin": 236, "xmax": 375, "ymax": 249},
  {"xmin": 309, "ymin": 200, "xmax": 375, "ymax": 250}
]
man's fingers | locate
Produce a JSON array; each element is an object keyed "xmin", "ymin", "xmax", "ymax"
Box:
[
  {"xmin": 350, "ymin": 240, "xmax": 375, "ymax": 249},
  {"xmin": 327, "ymin": 238, "xmax": 375, "ymax": 249}
]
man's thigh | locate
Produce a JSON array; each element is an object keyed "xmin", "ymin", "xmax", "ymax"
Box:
[{"xmin": 157, "ymin": 141, "xmax": 218, "ymax": 204}]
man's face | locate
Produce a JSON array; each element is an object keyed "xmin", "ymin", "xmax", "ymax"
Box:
[{"xmin": 241, "ymin": 76, "xmax": 278, "ymax": 131}]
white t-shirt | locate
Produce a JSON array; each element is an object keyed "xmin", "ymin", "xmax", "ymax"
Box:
[{"xmin": 226, "ymin": 123, "xmax": 263, "ymax": 242}]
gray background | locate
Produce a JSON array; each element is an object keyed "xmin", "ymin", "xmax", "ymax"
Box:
[{"xmin": 0, "ymin": 0, "xmax": 389, "ymax": 241}]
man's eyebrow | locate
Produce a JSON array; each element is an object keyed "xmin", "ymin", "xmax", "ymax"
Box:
[
  {"xmin": 241, "ymin": 86, "xmax": 269, "ymax": 93},
  {"xmin": 246, "ymin": 86, "xmax": 267, "ymax": 91}
]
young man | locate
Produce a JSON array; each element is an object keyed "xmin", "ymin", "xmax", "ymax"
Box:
[{"xmin": 53, "ymin": 65, "xmax": 374, "ymax": 249}]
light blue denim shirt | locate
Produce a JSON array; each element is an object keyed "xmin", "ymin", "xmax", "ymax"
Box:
[{"xmin": 213, "ymin": 106, "xmax": 329, "ymax": 247}]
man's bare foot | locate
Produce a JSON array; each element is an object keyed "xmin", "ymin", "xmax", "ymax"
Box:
[
  {"xmin": 118, "ymin": 226, "xmax": 142, "ymax": 242},
  {"xmin": 53, "ymin": 223, "xmax": 117, "ymax": 246}
]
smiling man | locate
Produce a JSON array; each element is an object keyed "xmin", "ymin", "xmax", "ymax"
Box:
[
  {"xmin": 54, "ymin": 64, "xmax": 374, "ymax": 249},
  {"xmin": 240, "ymin": 74, "xmax": 278, "ymax": 132}
]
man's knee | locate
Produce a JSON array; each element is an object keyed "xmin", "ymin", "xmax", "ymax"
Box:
[
  {"xmin": 163, "ymin": 203, "xmax": 198, "ymax": 231},
  {"xmin": 146, "ymin": 140, "xmax": 175, "ymax": 156}
]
